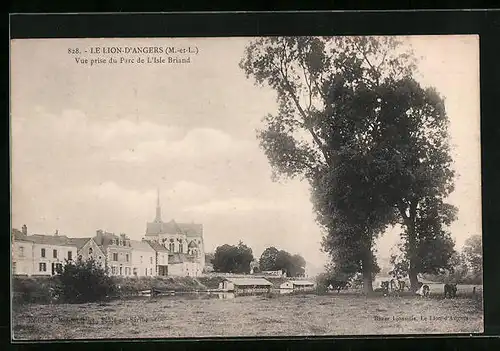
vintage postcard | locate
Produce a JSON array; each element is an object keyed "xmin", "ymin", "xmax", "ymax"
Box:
[{"xmin": 10, "ymin": 35, "xmax": 483, "ymax": 340}]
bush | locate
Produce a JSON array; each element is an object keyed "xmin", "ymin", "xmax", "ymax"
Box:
[
  {"xmin": 12, "ymin": 276, "xmax": 60, "ymax": 304},
  {"xmin": 57, "ymin": 258, "xmax": 115, "ymax": 303}
]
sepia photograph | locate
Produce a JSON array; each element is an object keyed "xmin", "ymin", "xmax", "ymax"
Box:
[{"xmin": 10, "ymin": 35, "xmax": 483, "ymax": 339}]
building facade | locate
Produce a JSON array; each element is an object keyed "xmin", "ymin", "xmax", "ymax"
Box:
[
  {"xmin": 12, "ymin": 226, "xmax": 78, "ymax": 276},
  {"xmin": 93, "ymin": 230, "xmax": 133, "ymax": 276},
  {"xmin": 12, "ymin": 226, "xmax": 34, "ymax": 275},
  {"xmin": 143, "ymin": 189, "xmax": 205, "ymax": 276},
  {"xmin": 130, "ymin": 239, "xmax": 156, "ymax": 277},
  {"xmin": 73, "ymin": 237, "xmax": 106, "ymax": 268},
  {"xmin": 147, "ymin": 241, "xmax": 169, "ymax": 276}
]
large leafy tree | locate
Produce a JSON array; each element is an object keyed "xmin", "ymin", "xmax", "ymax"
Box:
[
  {"xmin": 259, "ymin": 246, "xmax": 306, "ymax": 277},
  {"xmin": 212, "ymin": 242, "xmax": 254, "ymax": 274},
  {"xmin": 259, "ymin": 246, "xmax": 280, "ymax": 271},
  {"xmin": 463, "ymin": 235, "xmax": 482, "ymax": 281},
  {"xmin": 241, "ymin": 36, "xmax": 456, "ymax": 293},
  {"xmin": 240, "ymin": 36, "xmax": 415, "ymax": 293}
]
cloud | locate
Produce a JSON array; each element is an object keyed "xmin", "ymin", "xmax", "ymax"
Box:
[
  {"xmin": 184, "ymin": 197, "xmax": 287, "ymax": 214},
  {"xmin": 111, "ymin": 127, "xmax": 252, "ymax": 163}
]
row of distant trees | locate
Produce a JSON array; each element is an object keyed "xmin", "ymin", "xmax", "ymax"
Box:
[
  {"xmin": 420, "ymin": 234, "xmax": 482, "ymax": 285},
  {"xmin": 209, "ymin": 241, "xmax": 307, "ymax": 277}
]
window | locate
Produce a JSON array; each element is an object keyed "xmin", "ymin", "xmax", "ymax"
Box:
[
  {"xmin": 111, "ymin": 266, "xmax": 117, "ymax": 275},
  {"xmin": 78, "ymin": 254, "xmax": 82, "ymax": 260},
  {"xmin": 113, "ymin": 253, "xmax": 118, "ymax": 261},
  {"xmin": 150, "ymin": 257, "xmax": 153, "ymax": 264},
  {"xmin": 41, "ymin": 248, "xmax": 46, "ymax": 258},
  {"xmin": 169, "ymin": 242, "xmax": 174, "ymax": 252},
  {"xmin": 68, "ymin": 251, "xmax": 72, "ymax": 260},
  {"xmin": 19, "ymin": 246, "xmax": 24, "ymax": 257},
  {"xmin": 145, "ymin": 268, "xmax": 148, "ymax": 276},
  {"xmin": 149, "ymin": 268, "xmax": 152, "ymax": 276},
  {"xmin": 133, "ymin": 268, "xmax": 137, "ymax": 276},
  {"xmin": 53, "ymin": 263, "xmax": 62, "ymax": 274},
  {"xmin": 119, "ymin": 266, "xmax": 123, "ymax": 275},
  {"xmin": 126, "ymin": 254, "xmax": 129, "ymax": 262},
  {"xmin": 98, "ymin": 256, "xmax": 102, "ymax": 260},
  {"xmin": 89, "ymin": 247, "xmax": 93, "ymax": 255},
  {"xmin": 39, "ymin": 262, "xmax": 47, "ymax": 272},
  {"xmin": 53, "ymin": 249, "xmax": 57, "ymax": 258},
  {"xmin": 179, "ymin": 243, "xmax": 183, "ymax": 253},
  {"xmin": 140, "ymin": 256, "xmax": 143, "ymax": 263},
  {"xmin": 12, "ymin": 262, "xmax": 16, "ymax": 274}
]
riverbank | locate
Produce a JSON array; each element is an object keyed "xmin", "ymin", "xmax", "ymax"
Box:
[
  {"xmin": 12, "ymin": 275, "xmax": 293, "ymax": 304},
  {"xmin": 12, "ymin": 292, "xmax": 483, "ymax": 339}
]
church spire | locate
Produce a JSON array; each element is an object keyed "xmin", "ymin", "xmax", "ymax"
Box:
[{"xmin": 155, "ymin": 187, "xmax": 162, "ymax": 222}]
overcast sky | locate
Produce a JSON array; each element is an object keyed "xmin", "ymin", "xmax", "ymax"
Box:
[{"xmin": 10, "ymin": 36, "xmax": 481, "ymax": 273}]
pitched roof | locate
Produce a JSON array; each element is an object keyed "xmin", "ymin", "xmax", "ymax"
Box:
[
  {"xmin": 188, "ymin": 240, "xmax": 198, "ymax": 248},
  {"xmin": 178, "ymin": 223, "xmax": 203, "ymax": 237},
  {"xmin": 12, "ymin": 229, "xmax": 33, "ymax": 242},
  {"xmin": 130, "ymin": 239, "xmax": 155, "ymax": 251},
  {"xmin": 145, "ymin": 219, "xmax": 203, "ymax": 237},
  {"xmin": 146, "ymin": 241, "xmax": 170, "ymax": 252},
  {"xmin": 66, "ymin": 237, "xmax": 92, "ymax": 250},
  {"xmin": 224, "ymin": 277, "xmax": 273, "ymax": 286},
  {"xmin": 28, "ymin": 234, "xmax": 77, "ymax": 247}
]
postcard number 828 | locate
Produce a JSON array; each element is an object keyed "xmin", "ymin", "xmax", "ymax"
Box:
[{"xmin": 68, "ymin": 48, "xmax": 81, "ymax": 55}]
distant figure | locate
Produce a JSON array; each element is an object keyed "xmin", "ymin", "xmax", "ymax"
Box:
[
  {"xmin": 381, "ymin": 281, "xmax": 390, "ymax": 295},
  {"xmin": 444, "ymin": 283, "xmax": 457, "ymax": 298},
  {"xmin": 390, "ymin": 279, "xmax": 397, "ymax": 292},
  {"xmin": 328, "ymin": 280, "xmax": 350, "ymax": 293},
  {"xmin": 472, "ymin": 286, "xmax": 476, "ymax": 297},
  {"xmin": 422, "ymin": 285, "xmax": 430, "ymax": 297}
]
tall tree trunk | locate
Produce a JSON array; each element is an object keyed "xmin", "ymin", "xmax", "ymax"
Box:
[
  {"xmin": 361, "ymin": 244, "xmax": 374, "ymax": 295},
  {"xmin": 407, "ymin": 204, "xmax": 419, "ymax": 292},
  {"xmin": 399, "ymin": 200, "xmax": 420, "ymax": 292},
  {"xmin": 408, "ymin": 224, "xmax": 419, "ymax": 291}
]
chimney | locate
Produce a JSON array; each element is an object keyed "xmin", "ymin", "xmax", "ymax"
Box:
[
  {"xmin": 22, "ymin": 224, "xmax": 27, "ymax": 235},
  {"xmin": 95, "ymin": 229, "xmax": 103, "ymax": 245},
  {"xmin": 54, "ymin": 229, "xmax": 59, "ymax": 236}
]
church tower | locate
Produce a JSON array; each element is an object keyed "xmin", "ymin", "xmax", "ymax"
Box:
[{"xmin": 155, "ymin": 187, "xmax": 162, "ymax": 222}]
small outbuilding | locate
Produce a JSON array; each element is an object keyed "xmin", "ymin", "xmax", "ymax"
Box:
[
  {"xmin": 280, "ymin": 280, "xmax": 315, "ymax": 291},
  {"xmin": 222, "ymin": 277, "xmax": 273, "ymax": 294}
]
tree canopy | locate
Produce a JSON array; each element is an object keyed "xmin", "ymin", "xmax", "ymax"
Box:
[
  {"xmin": 259, "ymin": 246, "xmax": 306, "ymax": 277},
  {"xmin": 241, "ymin": 36, "xmax": 457, "ymax": 293},
  {"xmin": 212, "ymin": 241, "xmax": 254, "ymax": 274}
]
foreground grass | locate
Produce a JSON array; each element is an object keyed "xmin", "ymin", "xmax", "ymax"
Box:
[{"xmin": 12, "ymin": 292, "xmax": 483, "ymax": 339}]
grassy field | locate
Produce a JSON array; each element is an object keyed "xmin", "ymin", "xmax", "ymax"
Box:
[{"xmin": 12, "ymin": 287, "xmax": 483, "ymax": 340}]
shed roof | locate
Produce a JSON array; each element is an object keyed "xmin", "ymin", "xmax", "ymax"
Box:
[
  {"xmin": 291, "ymin": 280, "xmax": 315, "ymax": 286},
  {"xmin": 224, "ymin": 277, "xmax": 273, "ymax": 286}
]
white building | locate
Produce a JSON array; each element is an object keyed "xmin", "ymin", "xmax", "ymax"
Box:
[
  {"xmin": 12, "ymin": 226, "xmax": 78, "ymax": 276},
  {"xmin": 168, "ymin": 253, "xmax": 202, "ymax": 277},
  {"xmin": 280, "ymin": 280, "xmax": 316, "ymax": 291},
  {"xmin": 147, "ymin": 241, "xmax": 169, "ymax": 276},
  {"xmin": 12, "ymin": 226, "xmax": 34, "ymax": 275},
  {"xmin": 130, "ymin": 239, "xmax": 156, "ymax": 277}
]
